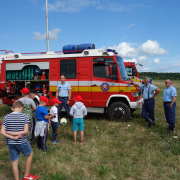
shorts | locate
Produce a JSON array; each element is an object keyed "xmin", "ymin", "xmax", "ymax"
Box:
[
  {"xmin": 73, "ymin": 118, "xmax": 84, "ymax": 131},
  {"xmin": 8, "ymin": 141, "xmax": 32, "ymax": 161}
]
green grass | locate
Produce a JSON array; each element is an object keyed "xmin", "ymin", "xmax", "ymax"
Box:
[{"xmin": 0, "ymin": 80, "xmax": 180, "ymax": 180}]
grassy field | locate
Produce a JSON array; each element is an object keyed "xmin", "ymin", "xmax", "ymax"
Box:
[{"xmin": 0, "ymin": 80, "xmax": 180, "ymax": 180}]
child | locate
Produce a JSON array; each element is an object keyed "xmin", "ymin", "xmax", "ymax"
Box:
[
  {"xmin": 0, "ymin": 101, "xmax": 38, "ymax": 180},
  {"xmin": 29, "ymin": 92, "xmax": 39, "ymax": 142},
  {"xmin": 35, "ymin": 96, "xmax": 53, "ymax": 151},
  {"xmin": 70, "ymin": 95, "xmax": 87, "ymax": 143},
  {"xmin": 50, "ymin": 98, "xmax": 62, "ymax": 144},
  {"xmin": 19, "ymin": 87, "xmax": 36, "ymax": 141}
]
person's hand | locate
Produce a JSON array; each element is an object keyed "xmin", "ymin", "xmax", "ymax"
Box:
[
  {"xmin": 14, "ymin": 134, "xmax": 22, "ymax": 139},
  {"xmin": 170, "ymin": 103, "xmax": 173, "ymax": 108},
  {"xmin": 67, "ymin": 100, "xmax": 70, "ymax": 105},
  {"xmin": 151, "ymin": 96, "xmax": 155, "ymax": 99},
  {"xmin": 128, "ymin": 80, "xmax": 133, "ymax": 85}
]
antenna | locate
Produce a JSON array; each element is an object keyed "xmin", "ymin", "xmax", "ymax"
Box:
[{"xmin": 46, "ymin": 0, "xmax": 49, "ymax": 52}]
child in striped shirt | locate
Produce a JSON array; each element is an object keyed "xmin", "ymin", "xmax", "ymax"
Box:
[{"xmin": 1, "ymin": 101, "xmax": 38, "ymax": 180}]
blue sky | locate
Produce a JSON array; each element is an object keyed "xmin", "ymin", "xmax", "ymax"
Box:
[{"xmin": 0, "ymin": 0, "xmax": 180, "ymax": 72}]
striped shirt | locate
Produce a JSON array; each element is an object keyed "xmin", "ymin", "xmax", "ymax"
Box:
[{"xmin": 2, "ymin": 112, "xmax": 30, "ymax": 145}]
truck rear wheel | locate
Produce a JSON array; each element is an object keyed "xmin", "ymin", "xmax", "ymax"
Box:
[{"xmin": 108, "ymin": 102, "xmax": 131, "ymax": 122}]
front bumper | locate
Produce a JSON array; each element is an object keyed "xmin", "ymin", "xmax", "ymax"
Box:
[{"xmin": 129, "ymin": 97, "xmax": 143, "ymax": 109}]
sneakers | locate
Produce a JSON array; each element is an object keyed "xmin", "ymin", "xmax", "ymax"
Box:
[
  {"xmin": 80, "ymin": 141, "xmax": 84, "ymax": 143},
  {"xmin": 52, "ymin": 140, "xmax": 59, "ymax": 144},
  {"xmin": 23, "ymin": 173, "xmax": 38, "ymax": 180}
]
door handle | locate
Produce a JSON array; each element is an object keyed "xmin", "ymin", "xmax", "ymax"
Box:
[{"xmin": 91, "ymin": 84, "xmax": 97, "ymax": 87}]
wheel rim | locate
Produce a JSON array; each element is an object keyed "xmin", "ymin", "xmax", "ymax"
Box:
[{"xmin": 111, "ymin": 107, "xmax": 125, "ymax": 121}]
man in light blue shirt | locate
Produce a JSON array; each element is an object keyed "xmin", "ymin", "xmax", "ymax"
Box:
[
  {"xmin": 129, "ymin": 77, "xmax": 160, "ymax": 128},
  {"xmin": 56, "ymin": 75, "xmax": 72, "ymax": 124},
  {"xmin": 163, "ymin": 79, "xmax": 177, "ymax": 133}
]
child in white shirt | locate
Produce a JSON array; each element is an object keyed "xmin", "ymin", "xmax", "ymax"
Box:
[{"xmin": 50, "ymin": 98, "xmax": 62, "ymax": 144}]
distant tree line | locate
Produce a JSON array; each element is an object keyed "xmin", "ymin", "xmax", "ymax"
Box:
[{"xmin": 139, "ymin": 72, "xmax": 180, "ymax": 80}]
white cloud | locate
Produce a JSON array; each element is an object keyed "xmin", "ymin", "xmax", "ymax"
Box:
[
  {"xmin": 153, "ymin": 58, "xmax": 160, "ymax": 64},
  {"xmin": 112, "ymin": 42, "xmax": 137, "ymax": 59},
  {"xmin": 108, "ymin": 40, "xmax": 167, "ymax": 72},
  {"xmin": 28, "ymin": 0, "xmax": 38, "ymax": 6},
  {"xmin": 159, "ymin": 63, "xmax": 180, "ymax": 71},
  {"xmin": 44, "ymin": 0, "xmax": 149, "ymax": 13},
  {"xmin": 125, "ymin": 23, "xmax": 135, "ymax": 29},
  {"xmin": 32, "ymin": 28, "xmax": 61, "ymax": 41},
  {"xmin": 119, "ymin": 23, "xmax": 135, "ymax": 30},
  {"xmin": 139, "ymin": 40, "xmax": 167, "ymax": 56},
  {"xmin": 47, "ymin": 0, "xmax": 96, "ymax": 12},
  {"xmin": 138, "ymin": 56, "xmax": 147, "ymax": 62}
]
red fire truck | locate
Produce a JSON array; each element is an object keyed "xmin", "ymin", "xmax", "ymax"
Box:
[
  {"xmin": 0, "ymin": 44, "xmax": 143, "ymax": 121},
  {"xmin": 125, "ymin": 62, "xmax": 141, "ymax": 82}
]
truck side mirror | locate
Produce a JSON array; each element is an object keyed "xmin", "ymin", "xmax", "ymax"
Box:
[{"xmin": 110, "ymin": 75, "xmax": 118, "ymax": 80}]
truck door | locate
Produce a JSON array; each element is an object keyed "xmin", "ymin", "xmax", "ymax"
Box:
[
  {"xmin": 91, "ymin": 57, "xmax": 117, "ymax": 107},
  {"xmin": 77, "ymin": 57, "xmax": 92, "ymax": 107}
]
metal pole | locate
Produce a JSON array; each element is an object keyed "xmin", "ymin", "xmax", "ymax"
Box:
[{"xmin": 46, "ymin": 0, "xmax": 49, "ymax": 52}]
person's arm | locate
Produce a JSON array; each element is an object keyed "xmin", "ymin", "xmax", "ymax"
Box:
[
  {"xmin": 6, "ymin": 124, "xmax": 29, "ymax": 136},
  {"xmin": 67, "ymin": 89, "xmax": 71, "ymax": 105},
  {"xmin": 128, "ymin": 80, "xmax": 140, "ymax": 88},
  {"xmin": 32, "ymin": 106, "xmax": 36, "ymax": 112},
  {"xmin": 170, "ymin": 96, "xmax": 176, "ymax": 108},
  {"xmin": 56, "ymin": 90, "xmax": 59, "ymax": 99},
  {"xmin": 83, "ymin": 107, "xmax": 87, "ymax": 117},
  {"xmin": 70, "ymin": 106, "xmax": 74, "ymax": 116},
  {"xmin": 44, "ymin": 115, "xmax": 54, "ymax": 119},
  {"xmin": 152, "ymin": 87, "xmax": 160, "ymax": 99},
  {"xmin": 1, "ymin": 125, "xmax": 22, "ymax": 139}
]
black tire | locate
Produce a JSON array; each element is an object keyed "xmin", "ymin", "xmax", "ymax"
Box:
[
  {"xmin": 0, "ymin": 89, "xmax": 6, "ymax": 97},
  {"xmin": 108, "ymin": 102, "xmax": 131, "ymax": 122}
]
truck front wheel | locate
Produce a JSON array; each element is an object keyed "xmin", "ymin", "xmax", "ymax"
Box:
[{"xmin": 108, "ymin": 102, "xmax": 131, "ymax": 122}]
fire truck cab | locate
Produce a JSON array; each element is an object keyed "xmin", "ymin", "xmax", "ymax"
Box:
[
  {"xmin": 0, "ymin": 45, "xmax": 143, "ymax": 121},
  {"xmin": 125, "ymin": 62, "xmax": 141, "ymax": 82}
]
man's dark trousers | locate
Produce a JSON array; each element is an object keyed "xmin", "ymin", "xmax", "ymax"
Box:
[
  {"xmin": 142, "ymin": 98, "xmax": 155, "ymax": 121},
  {"xmin": 58, "ymin": 97, "xmax": 70, "ymax": 118},
  {"xmin": 164, "ymin": 102, "xmax": 176, "ymax": 128}
]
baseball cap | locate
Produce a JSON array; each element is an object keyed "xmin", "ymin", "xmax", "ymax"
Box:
[
  {"xmin": 20, "ymin": 87, "xmax": 29, "ymax": 94},
  {"xmin": 73, "ymin": 95, "xmax": 82, "ymax": 102},
  {"xmin": 52, "ymin": 98, "xmax": 62, "ymax": 105},
  {"xmin": 39, "ymin": 96, "xmax": 50, "ymax": 105}
]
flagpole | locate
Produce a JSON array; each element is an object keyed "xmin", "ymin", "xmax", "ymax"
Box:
[{"xmin": 46, "ymin": 0, "xmax": 49, "ymax": 52}]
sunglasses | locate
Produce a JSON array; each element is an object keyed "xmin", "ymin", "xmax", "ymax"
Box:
[{"xmin": 165, "ymin": 82, "xmax": 169, "ymax": 84}]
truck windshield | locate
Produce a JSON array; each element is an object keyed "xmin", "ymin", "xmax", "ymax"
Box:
[
  {"xmin": 126, "ymin": 66, "xmax": 137, "ymax": 76},
  {"xmin": 116, "ymin": 56, "xmax": 128, "ymax": 80}
]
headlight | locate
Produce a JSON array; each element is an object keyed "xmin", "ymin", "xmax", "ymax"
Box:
[{"xmin": 132, "ymin": 92, "xmax": 139, "ymax": 97}]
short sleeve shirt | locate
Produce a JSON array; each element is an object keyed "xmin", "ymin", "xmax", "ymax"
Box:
[
  {"xmin": 35, "ymin": 106, "xmax": 49, "ymax": 123},
  {"xmin": 57, "ymin": 82, "xmax": 71, "ymax": 97},
  {"xmin": 163, "ymin": 85, "xmax": 177, "ymax": 102},
  {"xmin": 2, "ymin": 112, "xmax": 30, "ymax": 145},
  {"xmin": 50, "ymin": 106, "xmax": 58, "ymax": 122},
  {"xmin": 140, "ymin": 84, "xmax": 157, "ymax": 100},
  {"xmin": 18, "ymin": 97, "xmax": 36, "ymax": 119}
]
